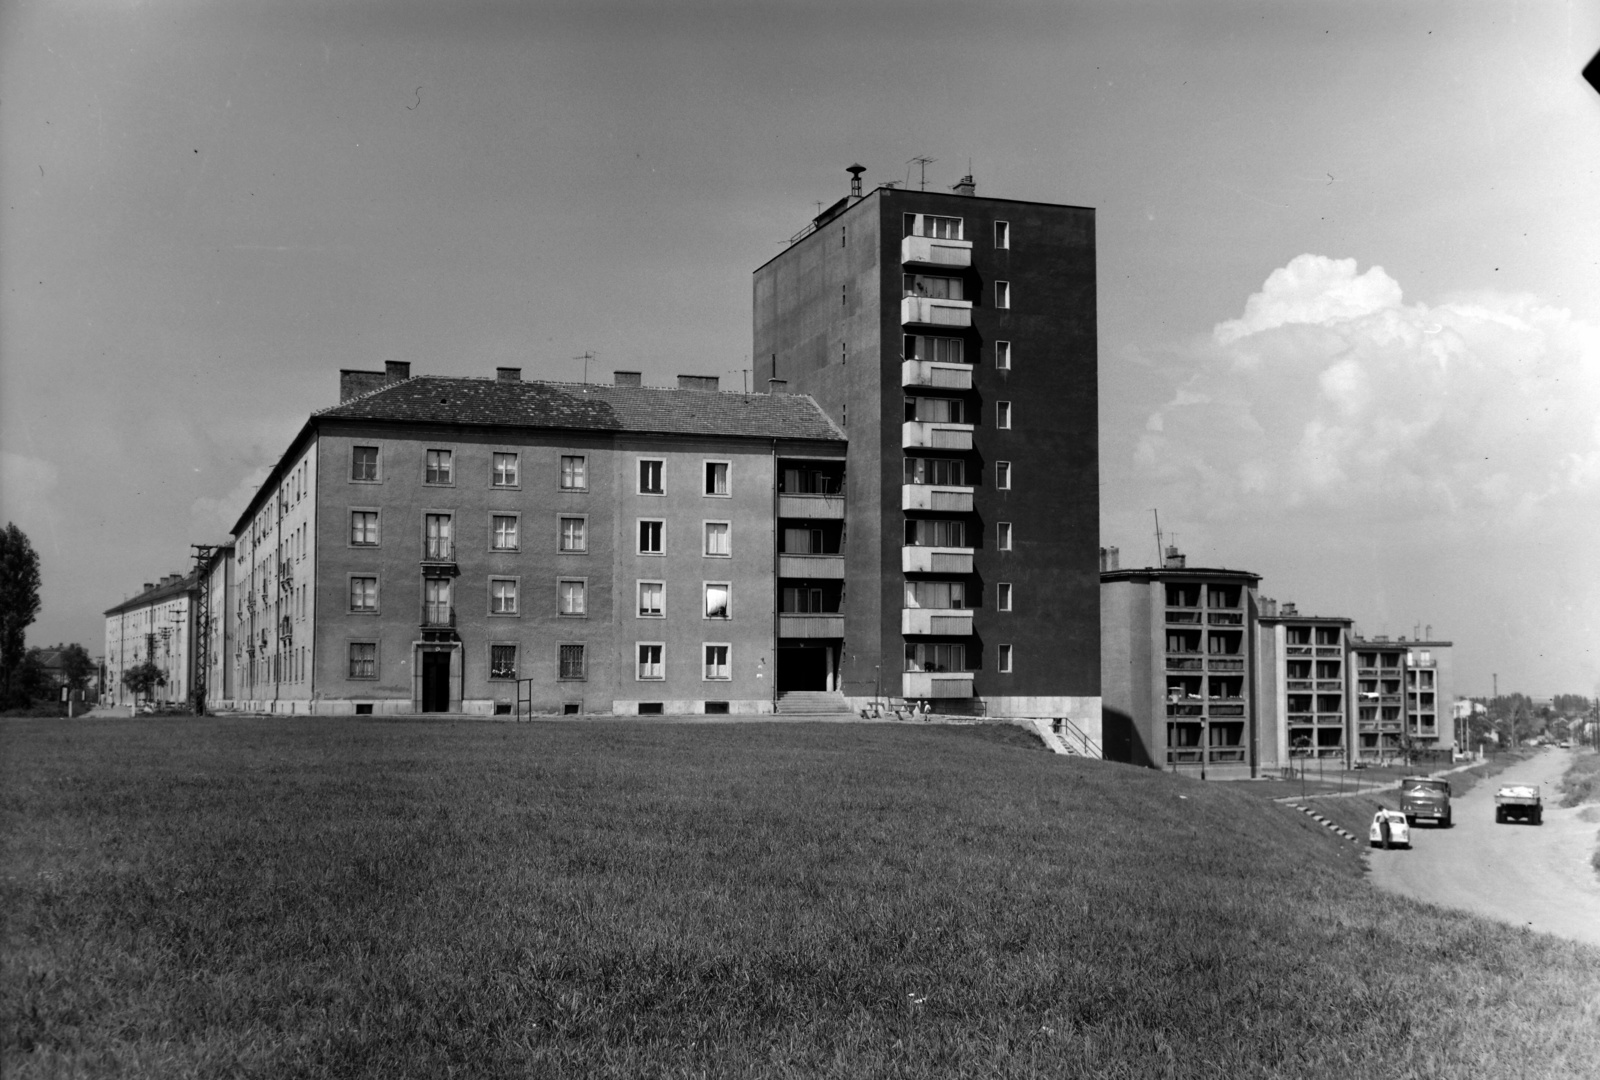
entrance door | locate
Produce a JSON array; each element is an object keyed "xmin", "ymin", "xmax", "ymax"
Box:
[
  {"xmin": 421, "ymin": 651, "xmax": 451, "ymax": 712},
  {"xmin": 776, "ymin": 646, "xmax": 829, "ymax": 692}
]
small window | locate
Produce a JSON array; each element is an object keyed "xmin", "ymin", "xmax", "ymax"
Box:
[
  {"xmin": 491, "ymin": 514, "xmax": 519, "ymax": 551},
  {"xmin": 998, "ymin": 522, "xmax": 1013, "ymax": 551},
  {"xmin": 638, "ymin": 702, "xmax": 664, "ymax": 715},
  {"xmin": 560, "ymin": 455, "xmax": 587, "ymax": 491},
  {"xmin": 425, "ymin": 449, "xmax": 453, "ymax": 485},
  {"xmin": 997, "ymin": 401, "xmax": 1012, "ymax": 429},
  {"xmin": 563, "ymin": 701, "xmax": 581, "ymax": 715},
  {"xmin": 350, "ymin": 511, "xmax": 379, "ymax": 546},
  {"xmin": 705, "ymin": 461, "xmax": 730, "ymax": 496},
  {"xmin": 994, "ymin": 221, "xmax": 1010, "ymax": 249},
  {"xmin": 995, "ymin": 341, "xmax": 1011, "ymax": 370},
  {"xmin": 490, "ymin": 644, "xmax": 517, "ymax": 680},
  {"xmin": 350, "ymin": 576, "xmax": 378, "ymax": 613},
  {"xmin": 351, "ymin": 446, "xmax": 379, "ymax": 482},
  {"xmin": 639, "ymin": 459, "xmax": 664, "ymax": 495},
  {"xmin": 490, "ymin": 578, "xmax": 518, "ymax": 615},
  {"xmin": 559, "ymin": 579, "xmax": 586, "ymax": 616},
  {"xmin": 492, "ymin": 452, "xmax": 519, "ymax": 487},
  {"xmin": 637, "ymin": 643, "xmax": 664, "ymax": 680},
  {"xmin": 348, "ymin": 642, "xmax": 377, "ymax": 679},
  {"xmin": 995, "ymin": 461, "xmax": 1011, "ymax": 489},
  {"xmin": 998, "ymin": 644, "xmax": 1013, "ymax": 673},
  {"xmin": 638, "ymin": 581, "xmax": 665, "ymax": 618},
  {"xmin": 995, "ymin": 281, "xmax": 1011, "ymax": 309},
  {"xmin": 704, "ymin": 521, "xmax": 731, "ymax": 557},
  {"xmin": 559, "ymin": 516, "xmax": 587, "ymax": 553},
  {"xmin": 704, "ymin": 700, "xmax": 730, "ymax": 714},
  {"xmin": 559, "ymin": 644, "xmax": 586, "ymax": 681},
  {"xmin": 998, "ymin": 583, "xmax": 1013, "ymax": 611},
  {"xmin": 704, "ymin": 583, "xmax": 730, "ymax": 620},
  {"xmin": 355, "ymin": 702, "xmax": 374, "ymax": 715},
  {"xmin": 704, "ymin": 644, "xmax": 730, "ymax": 680},
  {"xmin": 638, "ymin": 519, "xmax": 664, "ymax": 555}
]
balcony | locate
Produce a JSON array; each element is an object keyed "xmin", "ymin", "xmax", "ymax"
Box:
[
  {"xmin": 421, "ymin": 540, "xmax": 457, "ymax": 572},
  {"xmin": 901, "ymin": 235, "xmax": 973, "ymax": 269},
  {"xmin": 1166, "ymin": 610, "xmax": 1203, "ymax": 624},
  {"xmin": 902, "ymin": 546, "xmax": 974, "ymax": 574},
  {"xmin": 902, "ymin": 672, "xmax": 974, "ymax": 698},
  {"xmin": 779, "ymin": 553, "xmax": 845, "ymax": 579},
  {"xmin": 778, "ymin": 613, "xmax": 844, "ymax": 638},
  {"xmin": 902, "ymin": 360, "xmax": 973, "ymax": 391},
  {"xmin": 902, "ymin": 422, "xmax": 973, "ymax": 451},
  {"xmin": 1316, "ymin": 647, "xmax": 1342, "ymax": 656},
  {"xmin": 421, "ymin": 606, "xmax": 456, "ymax": 629},
  {"xmin": 1165, "ymin": 657, "xmax": 1203, "ymax": 671},
  {"xmin": 1286, "ymin": 680, "xmax": 1313, "ymax": 691},
  {"xmin": 1287, "ymin": 646, "xmax": 1312, "ymax": 656},
  {"xmin": 901, "ymin": 608, "xmax": 973, "ymax": 636},
  {"xmin": 902, "ymin": 483, "xmax": 974, "ymax": 512},
  {"xmin": 901, "ymin": 296, "xmax": 973, "ymax": 329},
  {"xmin": 1209, "ymin": 704, "xmax": 1246, "ymax": 717},
  {"xmin": 778, "ymin": 493, "xmax": 844, "ymax": 519},
  {"xmin": 1208, "ymin": 657, "xmax": 1245, "ymax": 672},
  {"xmin": 1207, "ymin": 612, "xmax": 1244, "ymax": 625}
]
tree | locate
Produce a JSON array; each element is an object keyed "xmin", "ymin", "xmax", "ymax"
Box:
[
  {"xmin": 121, "ymin": 661, "xmax": 166, "ymax": 702},
  {"xmin": 0, "ymin": 524, "xmax": 42, "ymax": 705},
  {"xmin": 59, "ymin": 643, "xmax": 95, "ymax": 693}
]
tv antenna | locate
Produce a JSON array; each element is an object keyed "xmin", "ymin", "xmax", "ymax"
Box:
[
  {"xmin": 908, "ymin": 155, "xmax": 935, "ymax": 191},
  {"xmin": 573, "ymin": 350, "xmax": 595, "ymax": 384},
  {"xmin": 1152, "ymin": 508, "xmax": 1163, "ymax": 566}
]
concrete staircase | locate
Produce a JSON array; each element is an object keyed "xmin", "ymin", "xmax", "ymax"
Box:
[{"xmin": 776, "ymin": 690, "xmax": 852, "ymax": 715}]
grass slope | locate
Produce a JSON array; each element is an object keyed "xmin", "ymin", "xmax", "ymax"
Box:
[{"xmin": 4, "ymin": 718, "xmax": 1600, "ymax": 1079}]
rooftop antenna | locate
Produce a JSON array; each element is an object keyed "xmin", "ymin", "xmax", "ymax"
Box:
[
  {"xmin": 908, "ymin": 155, "xmax": 935, "ymax": 191},
  {"xmin": 1152, "ymin": 509, "xmax": 1163, "ymax": 567},
  {"xmin": 573, "ymin": 350, "xmax": 595, "ymax": 384}
]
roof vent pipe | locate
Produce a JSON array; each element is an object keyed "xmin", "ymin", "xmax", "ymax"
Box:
[{"xmin": 847, "ymin": 164, "xmax": 865, "ymax": 197}]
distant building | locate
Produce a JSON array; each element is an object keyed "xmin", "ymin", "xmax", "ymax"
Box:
[
  {"xmin": 103, "ymin": 573, "xmax": 197, "ymax": 708},
  {"xmin": 1402, "ymin": 638, "xmax": 1455, "ymax": 756},
  {"xmin": 1255, "ymin": 603, "xmax": 1353, "ymax": 771}
]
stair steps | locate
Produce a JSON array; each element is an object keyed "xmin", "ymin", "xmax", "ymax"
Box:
[{"xmin": 776, "ymin": 690, "xmax": 851, "ymax": 715}]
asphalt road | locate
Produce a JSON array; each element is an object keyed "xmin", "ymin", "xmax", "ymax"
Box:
[{"xmin": 1368, "ymin": 749, "xmax": 1600, "ymax": 946}]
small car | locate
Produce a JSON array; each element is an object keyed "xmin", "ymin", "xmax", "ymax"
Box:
[{"xmin": 1369, "ymin": 809, "xmax": 1411, "ymax": 849}]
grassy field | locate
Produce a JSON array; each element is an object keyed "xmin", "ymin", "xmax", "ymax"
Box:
[{"xmin": 5, "ymin": 718, "xmax": 1600, "ymax": 1079}]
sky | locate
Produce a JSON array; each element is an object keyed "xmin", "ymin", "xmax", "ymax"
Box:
[{"xmin": 3, "ymin": 0, "xmax": 1598, "ymax": 697}]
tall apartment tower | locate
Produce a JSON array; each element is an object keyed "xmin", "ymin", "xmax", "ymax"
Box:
[{"xmin": 753, "ymin": 169, "xmax": 1100, "ymax": 726}]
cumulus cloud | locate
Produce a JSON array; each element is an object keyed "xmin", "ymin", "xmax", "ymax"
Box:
[{"xmin": 1137, "ymin": 255, "xmax": 1600, "ymax": 523}]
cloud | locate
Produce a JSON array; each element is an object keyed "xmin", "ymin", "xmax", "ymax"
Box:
[
  {"xmin": 189, "ymin": 465, "xmax": 272, "ymax": 538},
  {"xmin": 1136, "ymin": 255, "xmax": 1600, "ymax": 525}
]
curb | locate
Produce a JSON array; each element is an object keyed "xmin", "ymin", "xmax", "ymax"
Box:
[{"xmin": 1284, "ymin": 801, "xmax": 1362, "ymax": 844}]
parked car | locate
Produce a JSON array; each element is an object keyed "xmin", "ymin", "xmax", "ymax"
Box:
[
  {"xmin": 1495, "ymin": 784, "xmax": 1543, "ymax": 825},
  {"xmin": 1399, "ymin": 775, "xmax": 1452, "ymax": 828},
  {"xmin": 1369, "ymin": 809, "xmax": 1411, "ymax": 849}
]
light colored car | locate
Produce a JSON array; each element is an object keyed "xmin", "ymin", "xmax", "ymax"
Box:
[{"xmin": 1369, "ymin": 809, "xmax": 1411, "ymax": 849}]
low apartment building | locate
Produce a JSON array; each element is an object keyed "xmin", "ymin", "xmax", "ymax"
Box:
[
  {"xmin": 1255, "ymin": 603, "xmax": 1353, "ymax": 771},
  {"xmin": 103, "ymin": 572, "xmax": 197, "ymax": 709}
]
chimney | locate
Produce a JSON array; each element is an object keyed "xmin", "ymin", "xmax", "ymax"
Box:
[
  {"xmin": 1098, "ymin": 546, "xmax": 1120, "ymax": 572},
  {"xmin": 613, "ymin": 371, "xmax": 642, "ymax": 387},
  {"xmin": 1260, "ymin": 597, "xmax": 1277, "ymax": 617},
  {"xmin": 143, "ymin": 583, "xmax": 154, "ymax": 593},
  {"xmin": 767, "ymin": 378, "xmax": 788, "ymax": 395},
  {"xmin": 385, "ymin": 360, "xmax": 410, "ymax": 382},
  {"xmin": 1163, "ymin": 544, "xmax": 1186, "ymax": 570},
  {"xmin": 1281, "ymin": 602, "xmax": 1298, "ymax": 617},
  {"xmin": 847, "ymin": 163, "xmax": 865, "ymax": 198},
  {"xmin": 496, "ymin": 367, "xmax": 522, "ymax": 383},
  {"xmin": 677, "ymin": 375, "xmax": 719, "ymax": 391},
  {"xmin": 952, "ymin": 174, "xmax": 975, "ymax": 196},
  {"xmin": 339, "ymin": 369, "xmax": 387, "ymax": 402}
]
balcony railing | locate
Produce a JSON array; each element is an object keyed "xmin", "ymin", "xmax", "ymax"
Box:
[
  {"xmin": 1165, "ymin": 657, "xmax": 1203, "ymax": 671},
  {"xmin": 777, "ymin": 493, "xmax": 845, "ymax": 519},
  {"xmin": 1207, "ymin": 612, "xmax": 1244, "ymax": 625},
  {"xmin": 900, "ymin": 235, "xmax": 973, "ymax": 269},
  {"xmin": 1166, "ymin": 611, "xmax": 1203, "ymax": 624},
  {"xmin": 901, "ymin": 483, "xmax": 974, "ymax": 512},
  {"xmin": 902, "ymin": 546, "xmax": 974, "ymax": 574},
  {"xmin": 1287, "ymin": 646, "xmax": 1313, "ymax": 655},
  {"xmin": 1209, "ymin": 704, "xmax": 1246, "ymax": 717},
  {"xmin": 779, "ymin": 554, "xmax": 845, "ymax": 579},
  {"xmin": 902, "ymin": 672, "xmax": 974, "ymax": 699},
  {"xmin": 421, "ymin": 606, "xmax": 456, "ymax": 629},
  {"xmin": 902, "ymin": 422, "xmax": 973, "ymax": 451},
  {"xmin": 1208, "ymin": 658, "xmax": 1245, "ymax": 672},
  {"xmin": 1287, "ymin": 679, "xmax": 1313, "ymax": 691},
  {"xmin": 902, "ymin": 360, "xmax": 973, "ymax": 391},
  {"xmin": 1315, "ymin": 647, "xmax": 1342, "ymax": 656},
  {"xmin": 901, "ymin": 608, "xmax": 973, "ymax": 636},
  {"xmin": 778, "ymin": 613, "xmax": 844, "ymax": 639},
  {"xmin": 900, "ymin": 296, "xmax": 973, "ymax": 329},
  {"xmin": 422, "ymin": 540, "xmax": 455, "ymax": 562}
]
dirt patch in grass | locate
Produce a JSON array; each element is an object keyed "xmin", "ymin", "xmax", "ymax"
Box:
[
  {"xmin": 1558, "ymin": 750, "xmax": 1600, "ymax": 808},
  {"xmin": 4, "ymin": 718, "xmax": 1600, "ymax": 1079}
]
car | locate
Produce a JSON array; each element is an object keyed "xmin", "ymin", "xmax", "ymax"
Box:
[
  {"xmin": 1369, "ymin": 809, "xmax": 1411, "ymax": 849},
  {"xmin": 1559, "ymin": 740, "xmax": 1572, "ymax": 749}
]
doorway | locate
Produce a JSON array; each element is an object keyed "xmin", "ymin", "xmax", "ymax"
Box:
[
  {"xmin": 421, "ymin": 650, "xmax": 451, "ymax": 712},
  {"xmin": 776, "ymin": 645, "xmax": 833, "ymax": 692}
]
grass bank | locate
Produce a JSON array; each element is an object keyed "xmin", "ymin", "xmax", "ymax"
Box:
[
  {"xmin": 1558, "ymin": 748, "xmax": 1600, "ymax": 808},
  {"xmin": 5, "ymin": 718, "xmax": 1600, "ymax": 1079}
]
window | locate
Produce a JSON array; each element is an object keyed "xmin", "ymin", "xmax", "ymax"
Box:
[
  {"xmin": 904, "ymin": 457, "xmax": 966, "ymax": 486},
  {"xmin": 995, "ymin": 461, "xmax": 1011, "ymax": 489},
  {"xmin": 350, "ymin": 576, "xmax": 377, "ymax": 613},
  {"xmin": 903, "ymin": 274, "xmax": 964, "ymax": 300},
  {"xmin": 998, "ymin": 644, "xmax": 1013, "ymax": 673},
  {"xmin": 351, "ymin": 446, "xmax": 379, "ymax": 482},
  {"xmin": 637, "ymin": 643, "xmax": 664, "ymax": 680},
  {"xmin": 998, "ymin": 583, "xmax": 1013, "ymax": 611},
  {"xmin": 705, "ymin": 583, "xmax": 730, "ymax": 619},
  {"xmin": 998, "ymin": 522, "xmax": 1013, "ymax": 550},
  {"xmin": 492, "ymin": 452, "xmax": 519, "ymax": 487},
  {"xmin": 559, "ymin": 579, "xmax": 586, "ymax": 616},
  {"xmin": 905, "ymin": 642, "xmax": 965, "ymax": 672},
  {"xmin": 638, "ymin": 581, "xmax": 664, "ymax": 618},
  {"xmin": 905, "ymin": 519, "xmax": 965, "ymax": 547},
  {"xmin": 906, "ymin": 214, "xmax": 962, "ymax": 239},
  {"xmin": 704, "ymin": 461, "xmax": 730, "ymax": 496},
  {"xmin": 995, "ymin": 341, "xmax": 1011, "ymax": 370},
  {"xmin": 782, "ymin": 527, "xmax": 824, "ymax": 554},
  {"xmin": 559, "ymin": 516, "xmax": 587, "ymax": 552},
  {"xmin": 350, "ymin": 511, "xmax": 379, "ymax": 546},
  {"xmin": 704, "ymin": 644, "xmax": 730, "ymax": 680},
  {"xmin": 424, "ymin": 514, "xmax": 453, "ymax": 560},
  {"xmin": 559, "ymin": 643, "xmax": 586, "ymax": 681},
  {"xmin": 490, "ymin": 644, "xmax": 517, "ymax": 679},
  {"xmin": 425, "ymin": 449, "xmax": 453, "ymax": 484},
  {"xmin": 905, "ymin": 397, "xmax": 966, "ymax": 424},
  {"xmin": 997, "ymin": 401, "xmax": 1012, "ymax": 429},
  {"xmin": 639, "ymin": 459, "xmax": 664, "ymax": 495},
  {"xmin": 994, "ymin": 220, "xmax": 1010, "ymax": 249},
  {"xmin": 491, "ymin": 515, "xmax": 519, "ymax": 551},
  {"xmin": 995, "ymin": 281, "xmax": 1011, "ymax": 308},
  {"xmin": 782, "ymin": 586, "xmax": 826, "ymax": 613},
  {"xmin": 697, "ymin": 521, "xmax": 731, "ymax": 558},
  {"xmin": 490, "ymin": 578, "xmax": 518, "ymax": 615},
  {"xmin": 348, "ymin": 642, "xmax": 376, "ymax": 679},
  {"xmin": 904, "ymin": 580, "xmax": 965, "ymax": 609},
  {"xmin": 903, "ymin": 335, "xmax": 964, "ymax": 364},
  {"xmin": 560, "ymin": 455, "xmax": 587, "ymax": 491},
  {"xmin": 638, "ymin": 519, "xmax": 664, "ymax": 555}
]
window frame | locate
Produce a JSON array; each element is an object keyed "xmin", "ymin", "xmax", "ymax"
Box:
[
  {"xmin": 704, "ymin": 460, "xmax": 731, "ymax": 498},
  {"xmin": 488, "ymin": 642, "xmax": 518, "ymax": 681},
  {"xmin": 638, "ymin": 457, "xmax": 666, "ymax": 496},
  {"xmin": 995, "ymin": 340, "xmax": 1011, "ymax": 370},
  {"xmin": 994, "ymin": 220, "xmax": 1010, "ymax": 249},
  {"xmin": 424, "ymin": 448, "xmax": 455, "ymax": 486},
  {"xmin": 703, "ymin": 643, "xmax": 732, "ymax": 682},
  {"xmin": 998, "ymin": 644, "xmax": 1014, "ymax": 673},
  {"xmin": 998, "ymin": 522, "xmax": 1013, "ymax": 551},
  {"xmin": 349, "ymin": 508, "xmax": 381, "ymax": 548},
  {"xmin": 995, "ymin": 461, "xmax": 1012, "ymax": 490},
  {"xmin": 995, "ymin": 280, "xmax": 1011, "ymax": 309},
  {"xmin": 559, "ymin": 454, "xmax": 589, "ymax": 493},
  {"xmin": 997, "ymin": 582, "xmax": 1013, "ymax": 612},
  {"xmin": 422, "ymin": 511, "xmax": 455, "ymax": 561},
  {"xmin": 488, "ymin": 576, "xmax": 520, "ymax": 617},
  {"xmin": 636, "ymin": 642, "xmax": 665, "ymax": 681},
  {"xmin": 557, "ymin": 577, "xmax": 588, "ymax": 618},
  {"xmin": 703, "ymin": 520, "xmax": 732, "ymax": 558},
  {"xmin": 350, "ymin": 445, "xmax": 381, "ymax": 484},
  {"xmin": 637, "ymin": 518, "xmax": 665, "ymax": 556},
  {"xmin": 348, "ymin": 574, "xmax": 379, "ymax": 615},
  {"xmin": 347, "ymin": 641, "xmax": 378, "ymax": 680},
  {"xmin": 558, "ymin": 515, "xmax": 589, "ymax": 554},
  {"xmin": 703, "ymin": 581, "xmax": 731, "ymax": 621},
  {"xmin": 637, "ymin": 580, "xmax": 666, "ymax": 619},
  {"xmin": 489, "ymin": 512, "xmax": 521, "ymax": 553},
  {"xmin": 491, "ymin": 451, "xmax": 520, "ymax": 489},
  {"xmin": 558, "ymin": 642, "xmax": 587, "ymax": 682},
  {"xmin": 997, "ymin": 401, "xmax": 1012, "ymax": 429}
]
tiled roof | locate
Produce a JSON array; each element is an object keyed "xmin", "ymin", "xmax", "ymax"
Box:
[{"xmin": 317, "ymin": 377, "xmax": 846, "ymax": 443}]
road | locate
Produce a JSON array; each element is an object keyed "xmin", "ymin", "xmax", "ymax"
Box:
[{"xmin": 1368, "ymin": 749, "xmax": 1600, "ymax": 947}]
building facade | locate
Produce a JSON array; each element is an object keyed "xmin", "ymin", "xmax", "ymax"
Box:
[
  {"xmin": 751, "ymin": 171, "xmax": 1101, "ymax": 728},
  {"xmin": 1255, "ymin": 603, "xmax": 1353, "ymax": 771},
  {"xmin": 103, "ymin": 573, "xmax": 197, "ymax": 709}
]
